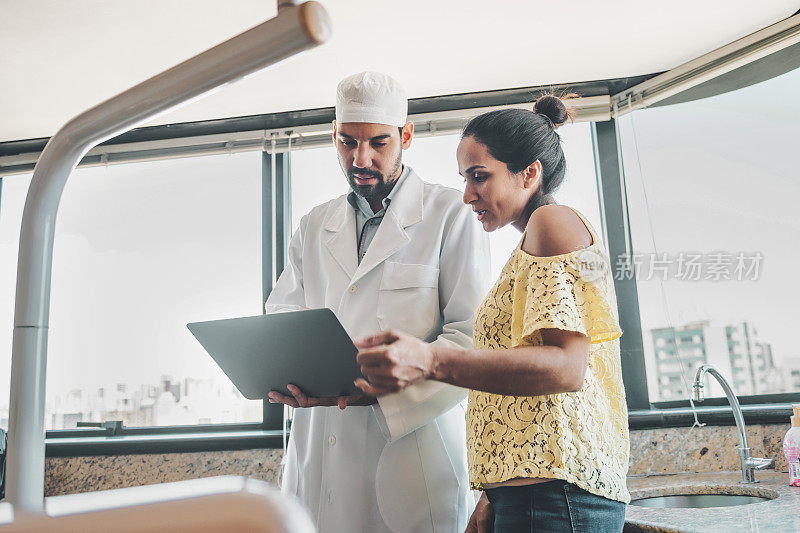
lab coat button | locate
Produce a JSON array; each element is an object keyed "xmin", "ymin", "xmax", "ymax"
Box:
[
  {"xmin": 349, "ymin": 285, "xmax": 358, "ymax": 294},
  {"xmin": 327, "ymin": 490, "xmax": 333, "ymax": 504},
  {"xmin": 329, "ymin": 434, "xmax": 336, "ymax": 446}
]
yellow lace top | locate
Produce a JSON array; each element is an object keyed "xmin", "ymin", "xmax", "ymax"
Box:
[{"xmin": 467, "ymin": 208, "xmax": 630, "ymax": 503}]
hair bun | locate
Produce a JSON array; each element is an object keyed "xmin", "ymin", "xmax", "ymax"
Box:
[{"xmin": 534, "ymin": 94, "xmax": 572, "ymax": 129}]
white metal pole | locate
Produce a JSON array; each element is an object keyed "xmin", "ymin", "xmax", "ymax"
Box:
[{"xmin": 6, "ymin": 2, "xmax": 330, "ymax": 516}]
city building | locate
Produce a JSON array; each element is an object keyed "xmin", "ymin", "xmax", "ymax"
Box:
[
  {"xmin": 38, "ymin": 376, "xmax": 260, "ymax": 430},
  {"xmin": 650, "ymin": 320, "xmax": 776, "ymax": 400}
]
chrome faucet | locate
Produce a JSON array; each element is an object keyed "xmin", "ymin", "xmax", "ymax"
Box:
[{"xmin": 693, "ymin": 364, "xmax": 775, "ymax": 483}]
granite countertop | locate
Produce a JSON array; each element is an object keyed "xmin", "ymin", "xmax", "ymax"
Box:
[{"xmin": 625, "ymin": 472, "xmax": 800, "ymax": 532}]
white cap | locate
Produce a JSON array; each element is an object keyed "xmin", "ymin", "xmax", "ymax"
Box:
[{"xmin": 335, "ymin": 71, "xmax": 408, "ymax": 127}]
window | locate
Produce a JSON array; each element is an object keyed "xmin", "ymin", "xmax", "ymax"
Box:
[
  {"xmin": 291, "ymin": 122, "xmax": 601, "ymax": 282},
  {"xmin": 618, "ymin": 66, "xmax": 800, "ymax": 401},
  {"xmin": 0, "ymin": 152, "xmax": 264, "ymax": 429}
]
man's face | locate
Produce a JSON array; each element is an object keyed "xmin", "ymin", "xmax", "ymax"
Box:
[{"xmin": 334, "ymin": 121, "xmax": 412, "ymax": 203}]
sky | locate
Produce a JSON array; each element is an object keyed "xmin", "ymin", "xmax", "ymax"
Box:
[{"xmin": 0, "ymin": 66, "xmax": 798, "ymax": 416}]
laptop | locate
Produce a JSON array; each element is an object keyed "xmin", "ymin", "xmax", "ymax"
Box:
[{"xmin": 187, "ymin": 308, "xmax": 364, "ymax": 399}]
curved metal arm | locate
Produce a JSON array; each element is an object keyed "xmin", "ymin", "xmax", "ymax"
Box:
[
  {"xmin": 693, "ymin": 363, "xmax": 774, "ymax": 482},
  {"xmin": 693, "ymin": 364, "xmax": 748, "ymax": 450},
  {"xmin": 7, "ymin": 2, "xmax": 330, "ymax": 515}
]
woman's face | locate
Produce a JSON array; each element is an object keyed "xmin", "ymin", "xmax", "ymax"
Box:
[{"xmin": 457, "ymin": 135, "xmax": 537, "ymax": 232}]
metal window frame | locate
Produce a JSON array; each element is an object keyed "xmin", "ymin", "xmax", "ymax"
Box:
[
  {"xmin": 591, "ymin": 119, "xmax": 650, "ymax": 412},
  {"xmin": 44, "ymin": 423, "xmax": 283, "ymax": 456},
  {"xmin": 261, "ymin": 148, "xmax": 292, "ymax": 430},
  {"xmin": 0, "ymin": 76, "xmax": 652, "ymax": 177},
  {"xmin": 0, "ymin": 95, "xmax": 615, "ymax": 176}
]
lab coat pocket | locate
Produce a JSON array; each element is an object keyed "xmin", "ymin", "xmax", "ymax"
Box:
[
  {"xmin": 375, "ymin": 426, "xmax": 460, "ymax": 533},
  {"xmin": 377, "ymin": 262, "xmax": 440, "ymax": 340}
]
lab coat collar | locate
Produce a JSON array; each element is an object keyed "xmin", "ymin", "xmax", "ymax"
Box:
[
  {"xmin": 323, "ymin": 201, "xmax": 359, "ymax": 279},
  {"xmin": 384, "ymin": 167, "xmax": 424, "ymax": 229},
  {"xmin": 323, "ymin": 169, "xmax": 425, "ymax": 283}
]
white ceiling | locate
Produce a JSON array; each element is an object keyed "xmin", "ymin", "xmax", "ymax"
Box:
[{"xmin": 1, "ymin": 0, "xmax": 797, "ymax": 142}]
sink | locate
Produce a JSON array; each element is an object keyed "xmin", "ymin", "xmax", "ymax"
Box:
[{"xmin": 631, "ymin": 493, "xmax": 771, "ymax": 509}]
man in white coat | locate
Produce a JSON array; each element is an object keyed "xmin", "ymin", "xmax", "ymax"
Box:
[{"xmin": 266, "ymin": 71, "xmax": 490, "ymax": 533}]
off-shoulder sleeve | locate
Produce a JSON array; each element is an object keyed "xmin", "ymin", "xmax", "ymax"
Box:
[{"xmin": 510, "ymin": 249, "xmax": 622, "ymax": 348}]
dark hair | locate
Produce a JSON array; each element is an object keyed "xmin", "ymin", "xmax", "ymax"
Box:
[{"xmin": 462, "ymin": 92, "xmax": 577, "ymax": 211}]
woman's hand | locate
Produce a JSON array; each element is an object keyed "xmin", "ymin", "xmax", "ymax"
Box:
[
  {"xmin": 353, "ymin": 329, "xmax": 434, "ymax": 396},
  {"xmin": 465, "ymin": 492, "xmax": 493, "ymax": 533}
]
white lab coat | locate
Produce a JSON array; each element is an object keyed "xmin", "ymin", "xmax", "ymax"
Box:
[{"xmin": 265, "ymin": 169, "xmax": 490, "ymax": 533}]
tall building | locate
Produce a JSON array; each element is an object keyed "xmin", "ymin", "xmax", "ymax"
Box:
[
  {"xmin": 650, "ymin": 320, "xmax": 774, "ymax": 400},
  {"xmin": 726, "ymin": 322, "xmax": 774, "ymax": 395},
  {"xmin": 159, "ymin": 374, "xmax": 181, "ymax": 402}
]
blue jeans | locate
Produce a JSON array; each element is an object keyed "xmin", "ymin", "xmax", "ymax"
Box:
[{"xmin": 485, "ymin": 480, "xmax": 626, "ymax": 533}]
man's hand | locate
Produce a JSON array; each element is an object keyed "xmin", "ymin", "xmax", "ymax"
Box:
[
  {"xmin": 268, "ymin": 384, "xmax": 375, "ymax": 410},
  {"xmin": 353, "ymin": 329, "xmax": 434, "ymax": 396},
  {"xmin": 465, "ymin": 492, "xmax": 493, "ymax": 533}
]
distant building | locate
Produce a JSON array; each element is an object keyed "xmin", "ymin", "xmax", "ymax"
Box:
[
  {"xmin": 160, "ymin": 374, "xmax": 181, "ymax": 403},
  {"xmin": 726, "ymin": 322, "xmax": 775, "ymax": 394},
  {"xmin": 650, "ymin": 320, "xmax": 775, "ymax": 399},
  {"xmin": 781, "ymin": 357, "xmax": 800, "ymax": 392},
  {"xmin": 39, "ymin": 373, "xmax": 260, "ymax": 430}
]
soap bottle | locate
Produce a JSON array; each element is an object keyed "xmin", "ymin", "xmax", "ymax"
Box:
[{"xmin": 783, "ymin": 404, "xmax": 800, "ymax": 486}]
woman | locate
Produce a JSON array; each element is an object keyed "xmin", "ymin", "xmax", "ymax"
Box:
[{"xmin": 354, "ymin": 94, "xmax": 630, "ymax": 532}]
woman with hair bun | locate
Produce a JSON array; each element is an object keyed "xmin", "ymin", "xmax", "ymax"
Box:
[{"xmin": 355, "ymin": 94, "xmax": 629, "ymax": 531}]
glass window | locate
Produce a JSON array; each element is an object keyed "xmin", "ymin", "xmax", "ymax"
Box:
[
  {"xmin": 0, "ymin": 152, "xmax": 264, "ymax": 429},
  {"xmin": 290, "ymin": 121, "xmax": 601, "ymax": 282},
  {"xmin": 618, "ymin": 66, "xmax": 800, "ymax": 401}
]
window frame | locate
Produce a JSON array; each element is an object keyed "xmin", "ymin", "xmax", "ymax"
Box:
[
  {"xmin": 39, "ymin": 150, "xmax": 288, "ymax": 454},
  {"xmin": 594, "ymin": 88, "xmax": 800, "ymax": 429},
  {"xmin": 0, "ymin": 152, "xmax": 281, "ymax": 450}
]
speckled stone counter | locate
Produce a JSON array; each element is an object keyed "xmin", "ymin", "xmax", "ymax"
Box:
[
  {"xmin": 629, "ymin": 424, "xmax": 790, "ymax": 476},
  {"xmin": 40, "ymin": 422, "xmax": 795, "ymax": 509},
  {"xmin": 625, "ymin": 472, "xmax": 800, "ymax": 532},
  {"xmin": 45, "ymin": 449, "xmax": 283, "ymax": 497}
]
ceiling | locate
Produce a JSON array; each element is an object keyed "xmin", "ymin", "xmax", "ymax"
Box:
[{"xmin": 1, "ymin": 0, "xmax": 797, "ymax": 142}]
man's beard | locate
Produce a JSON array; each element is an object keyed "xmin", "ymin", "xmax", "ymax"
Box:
[{"xmin": 344, "ymin": 152, "xmax": 402, "ymax": 204}]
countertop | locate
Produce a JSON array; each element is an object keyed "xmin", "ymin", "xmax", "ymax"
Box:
[{"xmin": 625, "ymin": 471, "xmax": 800, "ymax": 532}]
